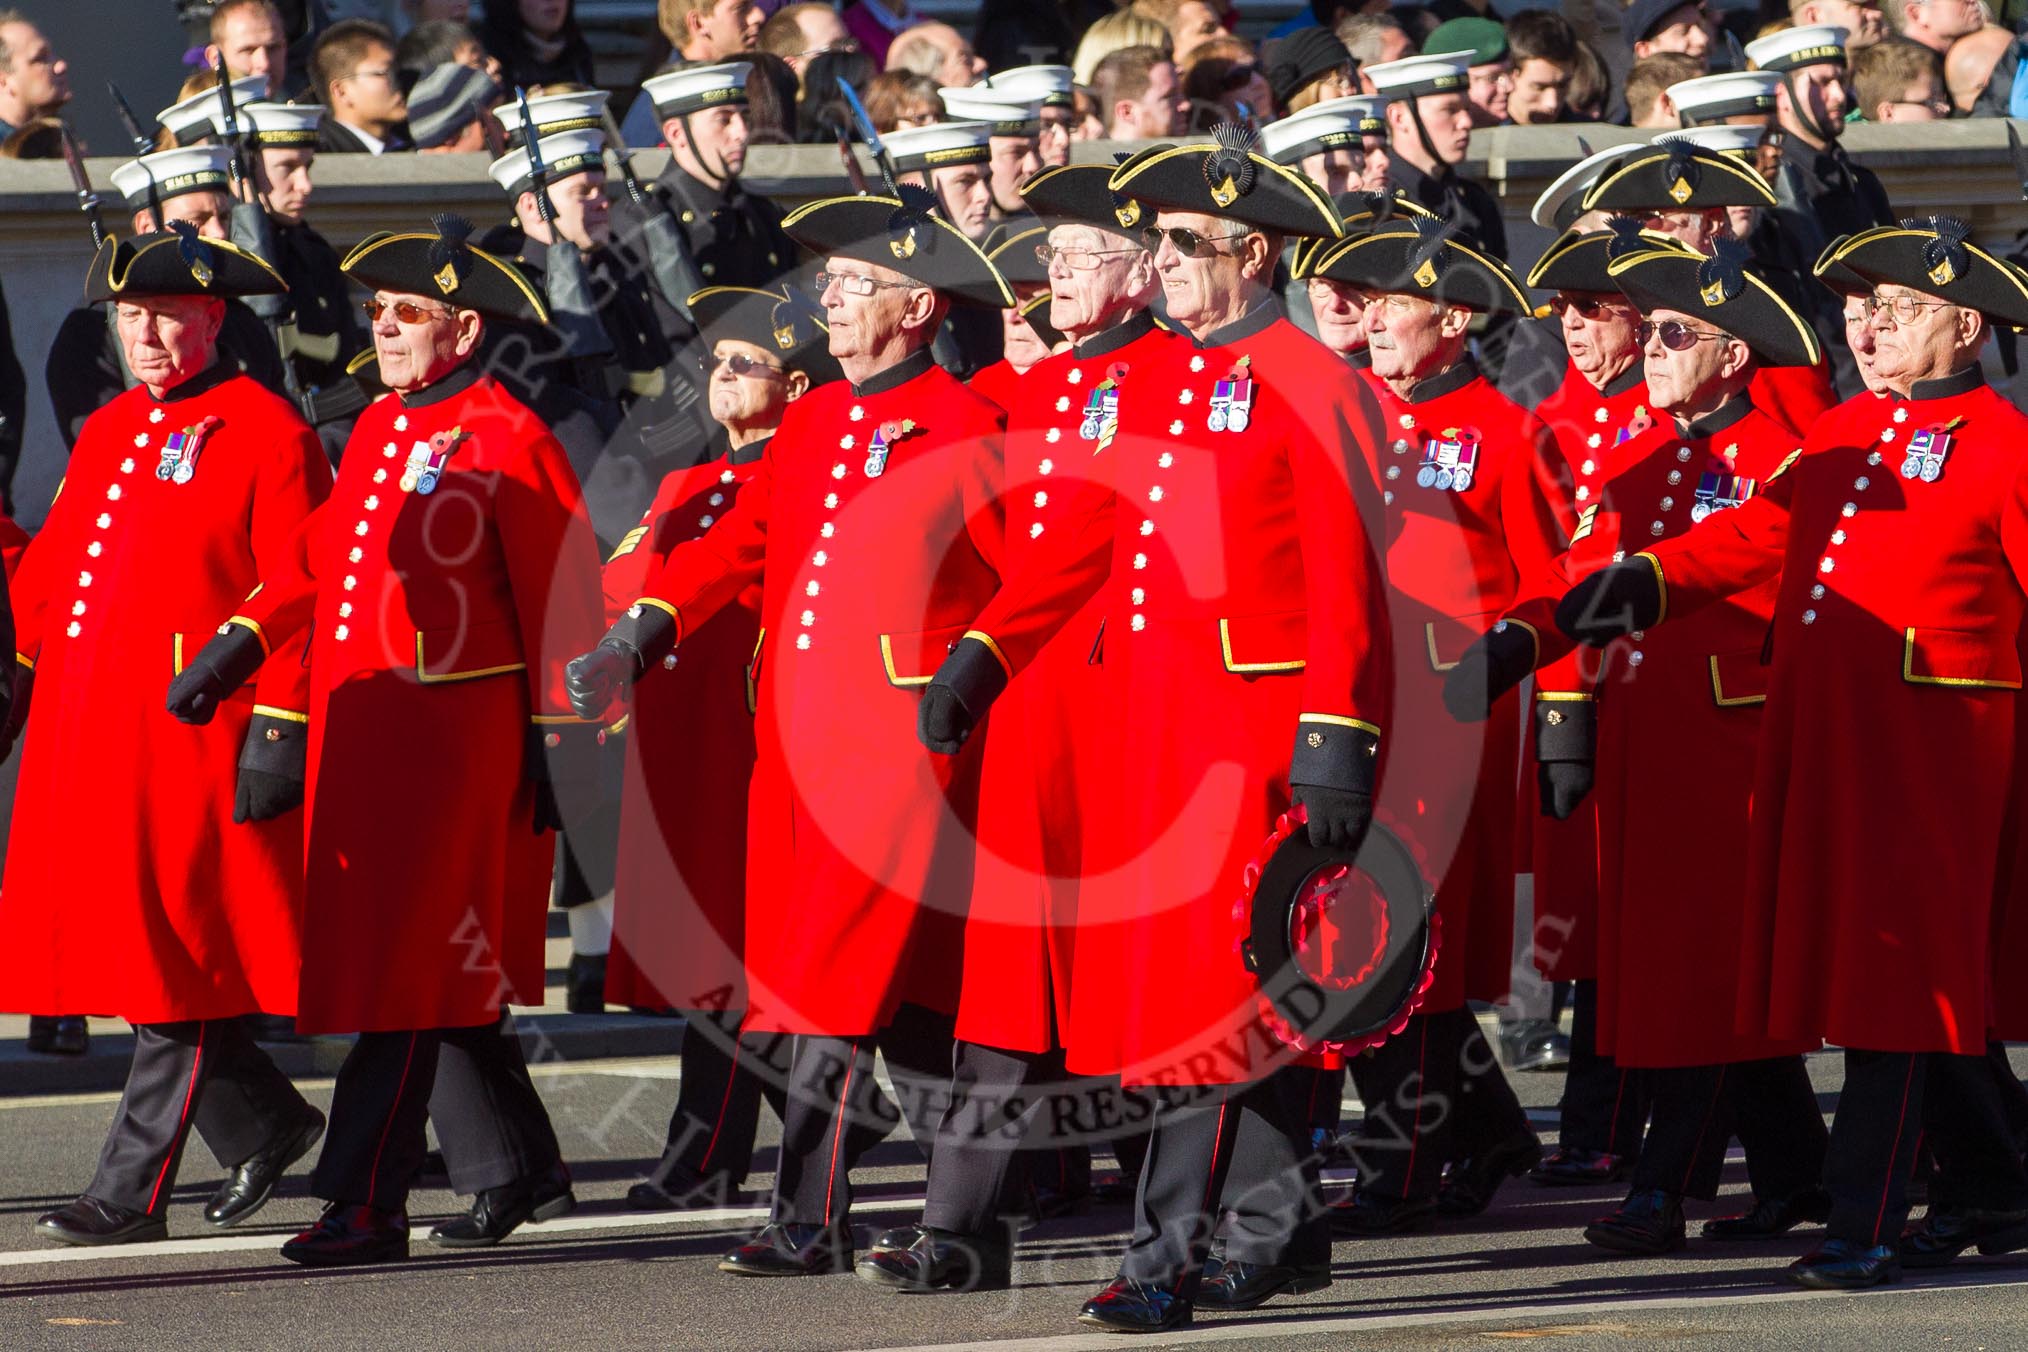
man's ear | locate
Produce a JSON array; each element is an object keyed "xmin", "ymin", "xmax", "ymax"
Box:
[
  {"xmin": 1719, "ymin": 336, "xmax": 1753, "ymax": 381},
  {"xmin": 1440, "ymin": 304, "xmax": 1472, "ymax": 338},
  {"xmin": 662, "ymin": 116, "xmax": 688, "ymax": 154},
  {"xmin": 786, "ymin": 370, "xmax": 811, "ymax": 401},
  {"xmin": 455, "ymin": 309, "xmax": 486, "ymax": 358},
  {"xmin": 1238, "ymin": 230, "xmax": 1276, "ymax": 281}
]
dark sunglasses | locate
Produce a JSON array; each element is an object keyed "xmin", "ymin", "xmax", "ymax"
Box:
[
  {"xmin": 1549, "ymin": 295, "xmax": 1628, "ymax": 320},
  {"xmin": 1140, "ymin": 225, "xmax": 1249, "ymax": 257},
  {"xmin": 709, "ymin": 351, "xmax": 785, "ymax": 378},
  {"xmin": 1220, "ymin": 62, "xmax": 1258, "ymax": 92},
  {"xmin": 1638, "ymin": 319, "xmax": 1727, "ymax": 351},
  {"xmin": 362, "ymin": 297, "xmax": 454, "ymax": 324}
]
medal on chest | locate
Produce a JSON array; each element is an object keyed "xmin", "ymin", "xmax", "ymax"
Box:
[
  {"xmin": 1415, "ymin": 426, "xmax": 1480, "ymax": 492},
  {"xmin": 154, "ymin": 415, "xmax": 222, "ymax": 485},
  {"xmin": 1206, "ymin": 357, "xmax": 1253, "ymax": 433},
  {"xmin": 1078, "ymin": 361, "xmax": 1131, "ymax": 446},
  {"xmin": 1690, "ymin": 468, "xmax": 1758, "ymax": 522},
  {"xmin": 1900, "ymin": 418, "xmax": 1962, "ymax": 483},
  {"xmin": 400, "ymin": 424, "xmax": 465, "ymax": 495},
  {"xmin": 865, "ymin": 418, "xmax": 920, "ymax": 478}
]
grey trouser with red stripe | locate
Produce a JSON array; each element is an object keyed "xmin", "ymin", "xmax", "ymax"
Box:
[{"xmin": 89, "ymin": 1019, "xmax": 310, "ymax": 1215}]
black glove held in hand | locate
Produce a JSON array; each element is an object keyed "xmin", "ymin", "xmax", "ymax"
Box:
[
  {"xmin": 1443, "ymin": 621, "xmax": 1539, "ymax": 723},
  {"xmin": 1292, "ymin": 784, "xmax": 1374, "ymax": 852},
  {"xmin": 235, "ymin": 714, "xmax": 307, "ymax": 823},
  {"xmin": 1555, "ymin": 559, "xmax": 1662, "ymax": 647},
  {"xmin": 915, "ymin": 635, "xmax": 1010, "ymax": 755},
  {"xmin": 565, "ymin": 602, "xmax": 680, "ymax": 720},
  {"xmin": 1532, "ymin": 698, "xmax": 1594, "ymax": 820},
  {"xmin": 166, "ymin": 624, "xmax": 268, "ymax": 726},
  {"xmin": 1538, "ymin": 759, "xmax": 1593, "ymax": 820}
]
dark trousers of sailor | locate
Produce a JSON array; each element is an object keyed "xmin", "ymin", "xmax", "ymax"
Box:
[
  {"xmin": 88, "ymin": 1019, "xmax": 312, "ymax": 1215},
  {"xmin": 1119, "ymin": 1067, "xmax": 1328, "ymax": 1291},
  {"xmin": 1629, "ymin": 1055, "xmax": 1825, "ymax": 1201},
  {"xmin": 1983, "ymin": 1039, "xmax": 2028, "ymax": 1152},
  {"xmin": 771, "ymin": 1002, "xmax": 955, "ymax": 1230},
  {"xmin": 313, "ymin": 1013, "xmax": 563, "ymax": 1208},
  {"xmin": 1825, "ymin": 1048, "xmax": 2028, "ymax": 1247},
  {"xmin": 642, "ymin": 1006, "xmax": 790, "ymax": 1200},
  {"xmin": 1557, "ymin": 980, "xmax": 1648, "ymax": 1158},
  {"xmin": 1348, "ymin": 1005, "xmax": 1534, "ymax": 1201}
]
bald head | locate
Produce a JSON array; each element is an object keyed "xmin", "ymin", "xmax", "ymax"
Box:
[
  {"xmin": 887, "ymin": 22, "xmax": 983, "ymax": 87},
  {"xmin": 1945, "ymin": 24, "xmax": 2013, "ymax": 113}
]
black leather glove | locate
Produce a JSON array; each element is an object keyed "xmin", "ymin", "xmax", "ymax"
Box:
[
  {"xmin": 234, "ymin": 712, "xmax": 306, "ymax": 823},
  {"xmin": 565, "ymin": 603, "xmax": 680, "ymax": 721},
  {"xmin": 529, "ymin": 722, "xmax": 602, "ymax": 835},
  {"xmin": 1292, "ymin": 783, "xmax": 1374, "ymax": 851},
  {"xmin": 1443, "ymin": 620, "xmax": 1539, "ymax": 723},
  {"xmin": 1555, "ymin": 559, "xmax": 1663, "ymax": 647},
  {"xmin": 916, "ymin": 635, "xmax": 1010, "ymax": 755},
  {"xmin": 1533, "ymin": 698, "xmax": 1595, "ymax": 821},
  {"xmin": 1538, "ymin": 759, "xmax": 1593, "ymax": 820},
  {"xmin": 166, "ymin": 623, "xmax": 268, "ymax": 726}
]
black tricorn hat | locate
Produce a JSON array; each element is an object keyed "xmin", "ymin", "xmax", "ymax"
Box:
[
  {"xmin": 1018, "ymin": 161, "xmax": 1153, "ymax": 238},
  {"xmin": 1308, "ymin": 217, "xmax": 1531, "ymax": 313},
  {"xmin": 84, "ymin": 223, "xmax": 288, "ymax": 302},
  {"xmin": 1017, "ymin": 290, "xmax": 1064, "ymax": 349},
  {"xmin": 1579, "ymin": 137, "xmax": 1776, "ymax": 214},
  {"xmin": 1291, "ymin": 190, "xmax": 1436, "ymax": 281},
  {"xmin": 985, "ymin": 221, "xmax": 1050, "ymax": 287},
  {"xmin": 1609, "ymin": 238, "xmax": 1820, "ymax": 367},
  {"xmin": 1812, "ymin": 234, "xmax": 1873, "ymax": 298},
  {"xmin": 688, "ymin": 283, "xmax": 839, "ymax": 383},
  {"xmin": 342, "ymin": 213, "xmax": 549, "ymax": 323},
  {"xmin": 1819, "ymin": 217, "xmax": 2028, "ymax": 329},
  {"xmin": 782, "ymin": 189, "xmax": 1014, "ymax": 309},
  {"xmin": 1107, "ymin": 124, "xmax": 1345, "ymax": 239},
  {"xmin": 1527, "ymin": 218, "xmax": 1691, "ymax": 294}
]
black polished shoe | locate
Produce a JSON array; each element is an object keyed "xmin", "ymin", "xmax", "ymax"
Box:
[
  {"xmin": 26, "ymin": 1015, "xmax": 89, "ymax": 1056},
  {"xmin": 1196, "ymin": 1259, "xmax": 1331, "ymax": 1310},
  {"xmin": 1900, "ymin": 1206, "xmax": 2028, "ymax": 1269},
  {"xmin": 205, "ymin": 1107, "xmax": 326, "ymax": 1228},
  {"xmin": 1583, "ymin": 1189, "xmax": 1685, "ymax": 1256},
  {"xmin": 1077, "ymin": 1277, "xmax": 1192, "ymax": 1333},
  {"xmin": 428, "ymin": 1163, "xmax": 576, "ymax": 1247},
  {"xmin": 869, "ymin": 1223, "xmax": 926, "ymax": 1256},
  {"xmin": 565, "ymin": 953, "xmax": 607, "ymax": 1013},
  {"xmin": 1529, "ymin": 1146, "xmax": 1630, "ymax": 1187},
  {"xmin": 718, "ymin": 1223, "xmax": 852, "ymax": 1276},
  {"xmin": 1499, "ymin": 1019, "xmax": 1570, "ymax": 1072},
  {"xmin": 856, "ymin": 1225, "xmax": 1011, "ymax": 1292},
  {"xmin": 1701, "ymin": 1187, "xmax": 1832, "ymax": 1241},
  {"xmin": 1438, "ymin": 1134, "xmax": 1543, "ymax": 1216},
  {"xmin": 1327, "ymin": 1189, "xmax": 1434, "ymax": 1237},
  {"xmin": 1785, "ymin": 1239, "xmax": 1900, "ymax": 1290},
  {"xmin": 280, "ymin": 1203, "xmax": 409, "ymax": 1266},
  {"xmin": 35, "ymin": 1196, "xmax": 166, "ymax": 1246}
]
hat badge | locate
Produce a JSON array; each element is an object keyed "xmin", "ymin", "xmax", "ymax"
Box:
[
  {"xmin": 1699, "ymin": 277, "xmax": 1727, "ymax": 306},
  {"xmin": 1413, "ymin": 257, "xmax": 1439, "ymax": 289},
  {"xmin": 1928, "ymin": 256, "xmax": 1957, "ymax": 286},
  {"xmin": 1208, "ymin": 173, "xmax": 1239, "ymax": 209},
  {"xmin": 1115, "ymin": 199, "xmax": 1141, "ymax": 229},
  {"xmin": 434, "ymin": 260, "xmax": 459, "ymax": 295},
  {"xmin": 890, "ymin": 226, "xmax": 918, "ymax": 260},
  {"xmin": 187, "ymin": 252, "xmax": 214, "ymax": 286},
  {"xmin": 773, "ymin": 323, "xmax": 795, "ymax": 350},
  {"xmin": 1667, "ymin": 173, "xmax": 1693, "ymax": 206}
]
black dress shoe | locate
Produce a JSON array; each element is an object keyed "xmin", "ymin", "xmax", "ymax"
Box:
[
  {"xmin": 281, "ymin": 1203, "xmax": 409, "ymax": 1266},
  {"xmin": 1701, "ymin": 1187, "xmax": 1832, "ymax": 1241},
  {"xmin": 1900, "ymin": 1206, "xmax": 2028, "ymax": 1268},
  {"xmin": 565, "ymin": 953, "xmax": 607, "ymax": 1013},
  {"xmin": 26, "ymin": 1015, "xmax": 89, "ymax": 1056},
  {"xmin": 205, "ymin": 1107, "xmax": 327, "ymax": 1228},
  {"xmin": 1438, "ymin": 1134, "xmax": 1543, "ymax": 1216},
  {"xmin": 428, "ymin": 1164, "xmax": 576, "ymax": 1247},
  {"xmin": 1077, "ymin": 1277, "xmax": 1191, "ymax": 1333},
  {"xmin": 1196, "ymin": 1259, "xmax": 1331, "ymax": 1310},
  {"xmin": 1583, "ymin": 1189, "xmax": 1685, "ymax": 1256},
  {"xmin": 1529, "ymin": 1146, "xmax": 1630, "ymax": 1187},
  {"xmin": 1499, "ymin": 1019, "xmax": 1570, "ymax": 1072},
  {"xmin": 1327, "ymin": 1190, "xmax": 1434, "ymax": 1236},
  {"xmin": 35, "ymin": 1196, "xmax": 166, "ymax": 1246},
  {"xmin": 1090, "ymin": 1170, "xmax": 1137, "ymax": 1203},
  {"xmin": 1785, "ymin": 1239, "xmax": 1900, "ymax": 1290},
  {"xmin": 856, "ymin": 1225, "xmax": 1011, "ymax": 1292},
  {"xmin": 718, "ymin": 1223, "xmax": 852, "ymax": 1276},
  {"xmin": 869, "ymin": 1223, "xmax": 925, "ymax": 1256}
]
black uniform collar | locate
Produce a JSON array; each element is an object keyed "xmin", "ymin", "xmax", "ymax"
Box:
[
  {"xmin": 1402, "ymin": 357, "xmax": 1479, "ymax": 404},
  {"xmin": 1342, "ymin": 346, "xmax": 1373, "ymax": 371},
  {"xmin": 1907, "ymin": 364, "xmax": 1984, "ymax": 402},
  {"xmin": 397, "ymin": 357, "xmax": 484, "ymax": 409},
  {"xmin": 1071, "ymin": 308, "xmax": 1156, "ymax": 360},
  {"xmin": 850, "ymin": 344, "xmax": 935, "ymax": 398},
  {"xmin": 1386, "ymin": 147, "xmax": 1451, "ymax": 201},
  {"xmin": 1601, "ymin": 364, "xmax": 1645, "ymax": 399},
  {"xmin": 1680, "ymin": 390, "xmax": 1755, "ymax": 440},
  {"xmin": 1188, "ymin": 295, "xmax": 1282, "ymax": 350},
  {"xmin": 148, "ymin": 359, "xmax": 237, "ymax": 404},
  {"xmin": 728, "ymin": 434, "xmax": 769, "ymax": 465}
]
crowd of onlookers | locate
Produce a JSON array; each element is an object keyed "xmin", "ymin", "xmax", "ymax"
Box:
[{"xmin": 0, "ymin": 0, "xmax": 2020, "ymax": 167}]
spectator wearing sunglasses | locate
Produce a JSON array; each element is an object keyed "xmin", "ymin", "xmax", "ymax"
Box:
[
  {"xmin": 310, "ymin": 19, "xmax": 412, "ymax": 154},
  {"xmin": 1850, "ymin": 33, "xmax": 1952, "ymax": 120}
]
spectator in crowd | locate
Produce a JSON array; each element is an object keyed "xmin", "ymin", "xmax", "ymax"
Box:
[
  {"xmin": 1626, "ymin": 0, "xmax": 1713, "ymax": 66},
  {"xmin": 796, "ymin": 46, "xmax": 877, "ymax": 143},
  {"xmin": 1946, "ymin": 23, "xmax": 2014, "ymax": 113},
  {"xmin": 0, "ymin": 113, "xmax": 58, "ymax": 158},
  {"xmin": 1624, "ymin": 49, "xmax": 1703, "ymax": 125},
  {"xmin": 667, "ymin": 0, "xmax": 765, "ymax": 64},
  {"xmin": 1792, "ymin": 0, "xmax": 1888, "ymax": 49},
  {"xmin": 479, "ymin": 0, "xmax": 596, "ymax": 89},
  {"xmin": 1069, "ymin": 84, "xmax": 1107, "ymax": 137},
  {"xmin": 406, "ymin": 60, "xmax": 497, "ymax": 152},
  {"xmin": 1133, "ymin": 0, "xmax": 1228, "ymax": 66},
  {"xmin": 862, "ymin": 69, "xmax": 942, "ymax": 130},
  {"xmin": 758, "ymin": 3, "xmax": 857, "ymax": 84},
  {"xmin": 208, "ymin": 0, "xmax": 291, "ymax": 98},
  {"xmin": 1093, "ymin": 44, "xmax": 1188, "ymax": 138},
  {"xmin": 1505, "ymin": 11, "xmax": 1583, "ymax": 125},
  {"xmin": 1264, "ymin": 27, "xmax": 1357, "ymax": 114},
  {"xmin": 1565, "ymin": 31, "xmax": 1611, "ymax": 120},
  {"xmin": 1339, "ymin": 13, "xmax": 1416, "ymax": 78},
  {"xmin": 396, "ymin": 20, "xmax": 497, "ymax": 84},
  {"xmin": 312, "ymin": 20, "xmax": 411, "ymax": 153},
  {"xmin": 1850, "ymin": 33, "xmax": 1950, "ymax": 117},
  {"xmin": 1428, "ymin": 17, "xmax": 1511, "ymax": 128},
  {"xmin": 0, "ymin": 10, "xmax": 68, "ymax": 143},
  {"xmin": 1073, "ymin": 9, "xmax": 1173, "ymax": 85},
  {"xmin": 887, "ymin": 21, "xmax": 986, "ymax": 88},
  {"xmin": 975, "ymin": 0, "xmax": 1113, "ymax": 71},
  {"xmin": 844, "ymin": 0, "xmax": 929, "ymax": 67},
  {"xmin": 1183, "ymin": 33, "xmax": 1274, "ymax": 125},
  {"xmin": 1886, "ymin": 0, "xmax": 1987, "ymax": 56},
  {"xmin": 746, "ymin": 49, "xmax": 800, "ymax": 143}
]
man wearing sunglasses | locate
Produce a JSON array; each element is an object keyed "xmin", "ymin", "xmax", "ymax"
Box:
[
  {"xmin": 309, "ymin": 19, "xmax": 411, "ymax": 154},
  {"xmin": 1555, "ymin": 217, "xmax": 2028, "ymax": 1290},
  {"xmin": 1455, "ymin": 237, "xmax": 1837, "ymax": 1260},
  {"xmin": 855, "ymin": 163, "xmax": 1176, "ymax": 1297},
  {"xmin": 566, "ymin": 190, "xmax": 1016, "ymax": 1280},
  {"xmin": 167, "ymin": 215, "xmax": 607, "ymax": 1266}
]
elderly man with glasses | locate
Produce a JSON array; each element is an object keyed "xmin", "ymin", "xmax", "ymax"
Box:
[{"xmin": 1557, "ymin": 217, "xmax": 2028, "ymax": 1291}]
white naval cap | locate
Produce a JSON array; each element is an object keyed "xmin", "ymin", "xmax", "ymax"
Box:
[
  {"xmin": 1362, "ymin": 50, "xmax": 1473, "ymax": 99},
  {"xmin": 236, "ymin": 101, "xmax": 323, "ymax": 147},
  {"xmin": 988, "ymin": 65, "xmax": 1075, "ymax": 108},
  {"xmin": 642, "ymin": 61, "xmax": 752, "ymax": 117},
  {"xmin": 494, "ymin": 87, "xmax": 611, "ymax": 146},
  {"xmin": 1662, "ymin": 124, "xmax": 1767, "ymax": 156},
  {"xmin": 487, "ymin": 128, "xmax": 608, "ymax": 196},
  {"xmin": 1529, "ymin": 141, "xmax": 1645, "ymax": 230},
  {"xmin": 882, "ymin": 118, "xmax": 993, "ymax": 172},
  {"xmin": 1744, "ymin": 23, "xmax": 1848, "ymax": 73},
  {"xmin": 1665, "ymin": 71, "xmax": 1780, "ymax": 125},
  {"xmin": 155, "ymin": 75, "xmax": 268, "ymax": 145},
  {"xmin": 937, "ymin": 85, "xmax": 1044, "ymax": 136},
  {"xmin": 109, "ymin": 145, "xmax": 234, "ymax": 209},
  {"xmin": 1259, "ymin": 95, "xmax": 1387, "ymax": 165}
]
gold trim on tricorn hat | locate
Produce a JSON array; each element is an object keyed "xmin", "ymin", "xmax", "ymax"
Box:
[
  {"xmin": 687, "ymin": 283, "xmax": 839, "ymax": 382},
  {"xmin": 1821, "ymin": 217, "xmax": 2028, "ymax": 329},
  {"xmin": 1291, "ymin": 190, "xmax": 1435, "ymax": 280},
  {"xmin": 1106, "ymin": 124, "xmax": 1344, "ymax": 238},
  {"xmin": 781, "ymin": 189, "xmax": 1015, "ymax": 308},
  {"xmin": 84, "ymin": 222, "xmax": 288, "ymax": 302},
  {"xmin": 1527, "ymin": 217, "xmax": 1691, "ymax": 293},
  {"xmin": 1580, "ymin": 137, "xmax": 1776, "ymax": 213},
  {"xmin": 1608, "ymin": 237, "xmax": 1820, "ymax": 367},
  {"xmin": 342, "ymin": 213, "xmax": 549, "ymax": 323},
  {"xmin": 1308, "ymin": 216, "xmax": 1531, "ymax": 313},
  {"xmin": 985, "ymin": 222, "xmax": 1050, "ymax": 286},
  {"xmin": 1018, "ymin": 161, "xmax": 1153, "ymax": 238}
]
